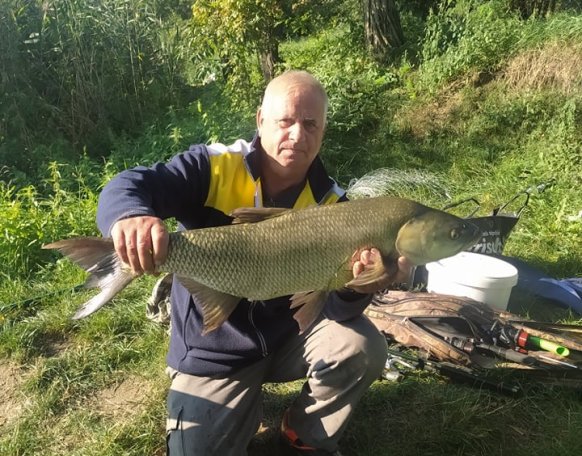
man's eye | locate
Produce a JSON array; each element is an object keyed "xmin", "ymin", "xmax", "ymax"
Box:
[
  {"xmin": 277, "ymin": 119, "xmax": 293, "ymax": 128},
  {"xmin": 304, "ymin": 120, "xmax": 317, "ymax": 131}
]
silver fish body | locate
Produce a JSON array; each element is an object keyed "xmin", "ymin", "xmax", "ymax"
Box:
[{"xmin": 44, "ymin": 196, "xmax": 479, "ymax": 333}]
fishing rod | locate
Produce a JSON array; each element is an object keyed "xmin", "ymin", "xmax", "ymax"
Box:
[
  {"xmin": 0, "ymin": 283, "xmax": 84, "ymax": 322},
  {"xmin": 382, "ymin": 345, "xmax": 522, "ymax": 396}
]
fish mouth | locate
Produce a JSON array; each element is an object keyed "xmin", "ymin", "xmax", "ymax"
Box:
[
  {"xmin": 463, "ymin": 221, "xmax": 481, "ymax": 247},
  {"xmin": 469, "ymin": 221, "xmax": 480, "ymax": 239}
]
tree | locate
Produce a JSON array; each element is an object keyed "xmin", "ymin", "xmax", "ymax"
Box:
[
  {"xmin": 190, "ymin": 0, "xmax": 285, "ymax": 88},
  {"xmin": 363, "ymin": 0, "xmax": 404, "ymax": 62},
  {"xmin": 189, "ymin": 0, "xmax": 350, "ymax": 90}
]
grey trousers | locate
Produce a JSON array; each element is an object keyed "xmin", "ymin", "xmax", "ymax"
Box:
[{"xmin": 166, "ymin": 315, "xmax": 387, "ymax": 456}]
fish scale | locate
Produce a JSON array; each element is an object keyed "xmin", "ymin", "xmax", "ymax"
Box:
[{"xmin": 159, "ymin": 197, "xmax": 443, "ymax": 299}]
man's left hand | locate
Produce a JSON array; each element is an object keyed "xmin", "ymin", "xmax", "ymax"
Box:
[{"xmin": 350, "ymin": 248, "xmax": 414, "ymax": 294}]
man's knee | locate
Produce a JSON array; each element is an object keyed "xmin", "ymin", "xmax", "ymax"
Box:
[
  {"xmin": 342, "ymin": 316, "xmax": 387, "ymax": 378},
  {"xmin": 310, "ymin": 316, "xmax": 387, "ymax": 381}
]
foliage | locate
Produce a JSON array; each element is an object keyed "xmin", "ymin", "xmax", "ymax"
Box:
[
  {"xmin": 1, "ymin": 1, "xmax": 582, "ymax": 455},
  {"xmin": 188, "ymin": 0, "xmax": 287, "ymax": 108},
  {"xmin": 509, "ymin": 0, "xmax": 562, "ymax": 18},
  {"xmin": 0, "ymin": 159, "xmax": 99, "ymax": 279},
  {"xmin": 415, "ymin": 1, "xmax": 582, "ymax": 95},
  {"xmin": 0, "ymin": 0, "xmax": 193, "ymax": 175},
  {"xmin": 107, "ymin": 91, "xmax": 256, "ymax": 167},
  {"xmin": 416, "ymin": 0, "xmax": 521, "ymax": 91},
  {"xmin": 517, "ymin": 10, "xmax": 582, "ymax": 47},
  {"xmin": 187, "ymin": 0, "xmax": 355, "ymax": 109}
]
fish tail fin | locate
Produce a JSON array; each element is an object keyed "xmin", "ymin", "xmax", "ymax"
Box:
[{"xmin": 43, "ymin": 237, "xmax": 135, "ymax": 319}]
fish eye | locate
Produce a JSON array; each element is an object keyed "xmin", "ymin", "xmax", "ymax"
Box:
[{"xmin": 450, "ymin": 228, "xmax": 460, "ymax": 240}]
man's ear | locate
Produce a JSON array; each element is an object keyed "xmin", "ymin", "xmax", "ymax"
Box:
[{"xmin": 256, "ymin": 108, "xmax": 263, "ymax": 135}]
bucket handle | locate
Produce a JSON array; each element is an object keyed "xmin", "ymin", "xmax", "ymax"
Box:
[
  {"xmin": 442, "ymin": 197, "xmax": 481, "ymax": 218},
  {"xmin": 494, "ymin": 191, "xmax": 529, "ymax": 217}
]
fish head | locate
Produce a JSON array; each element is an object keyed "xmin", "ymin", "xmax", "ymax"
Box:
[{"xmin": 395, "ymin": 210, "xmax": 480, "ymax": 265}]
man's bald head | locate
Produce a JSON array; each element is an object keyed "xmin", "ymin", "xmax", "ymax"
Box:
[{"xmin": 260, "ymin": 70, "xmax": 328, "ymax": 121}]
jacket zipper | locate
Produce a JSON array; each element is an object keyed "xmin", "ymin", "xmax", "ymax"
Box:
[{"xmin": 248, "ymin": 301, "xmax": 268, "ymax": 357}]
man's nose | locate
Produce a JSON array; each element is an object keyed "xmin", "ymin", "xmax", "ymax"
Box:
[{"xmin": 288, "ymin": 121, "xmax": 306, "ymax": 141}]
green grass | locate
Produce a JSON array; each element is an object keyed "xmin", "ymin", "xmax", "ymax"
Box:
[{"xmin": 1, "ymin": 1, "xmax": 582, "ymax": 455}]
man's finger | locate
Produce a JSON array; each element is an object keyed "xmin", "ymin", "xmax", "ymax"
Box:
[
  {"xmin": 360, "ymin": 249, "xmax": 371, "ymax": 265},
  {"xmin": 111, "ymin": 228, "xmax": 129, "ymax": 267},
  {"xmin": 136, "ymin": 232, "xmax": 155, "ymax": 274},
  {"xmin": 352, "ymin": 260, "xmax": 364, "ymax": 278},
  {"xmin": 395, "ymin": 256, "xmax": 414, "ymax": 284},
  {"xmin": 151, "ymin": 222, "xmax": 169, "ymax": 268},
  {"xmin": 125, "ymin": 231, "xmax": 144, "ymax": 275}
]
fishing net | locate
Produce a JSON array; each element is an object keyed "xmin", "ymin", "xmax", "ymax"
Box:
[{"xmin": 346, "ymin": 168, "xmax": 451, "ymax": 205}]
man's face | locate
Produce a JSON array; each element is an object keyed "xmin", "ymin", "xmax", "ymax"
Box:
[{"xmin": 257, "ymin": 82, "xmax": 326, "ymax": 177}]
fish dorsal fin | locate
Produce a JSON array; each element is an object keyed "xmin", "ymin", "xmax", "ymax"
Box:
[
  {"xmin": 230, "ymin": 207, "xmax": 291, "ymax": 224},
  {"xmin": 344, "ymin": 250, "xmax": 393, "ymax": 293},
  {"xmin": 176, "ymin": 275, "xmax": 241, "ymax": 335},
  {"xmin": 289, "ymin": 290, "xmax": 328, "ymax": 334}
]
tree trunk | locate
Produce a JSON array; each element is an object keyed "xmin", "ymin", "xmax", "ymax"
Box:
[
  {"xmin": 510, "ymin": 0, "xmax": 557, "ymax": 19},
  {"xmin": 259, "ymin": 44, "xmax": 279, "ymax": 82},
  {"xmin": 364, "ymin": 0, "xmax": 405, "ymax": 61}
]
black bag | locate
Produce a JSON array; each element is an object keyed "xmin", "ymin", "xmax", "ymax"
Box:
[{"xmin": 443, "ymin": 190, "xmax": 529, "ymax": 256}]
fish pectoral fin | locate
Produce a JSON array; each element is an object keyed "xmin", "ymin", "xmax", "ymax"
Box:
[
  {"xmin": 289, "ymin": 291, "xmax": 328, "ymax": 334},
  {"xmin": 230, "ymin": 207, "xmax": 291, "ymax": 224},
  {"xmin": 176, "ymin": 276, "xmax": 241, "ymax": 335},
  {"xmin": 344, "ymin": 253, "xmax": 393, "ymax": 294}
]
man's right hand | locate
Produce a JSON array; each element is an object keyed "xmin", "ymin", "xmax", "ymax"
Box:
[{"xmin": 110, "ymin": 216, "xmax": 169, "ymax": 275}]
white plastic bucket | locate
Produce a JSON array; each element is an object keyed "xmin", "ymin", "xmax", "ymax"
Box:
[{"xmin": 425, "ymin": 252, "xmax": 518, "ymax": 310}]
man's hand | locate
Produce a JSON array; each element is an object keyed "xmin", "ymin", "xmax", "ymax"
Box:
[
  {"xmin": 350, "ymin": 248, "xmax": 414, "ymax": 294},
  {"xmin": 110, "ymin": 216, "xmax": 169, "ymax": 275}
]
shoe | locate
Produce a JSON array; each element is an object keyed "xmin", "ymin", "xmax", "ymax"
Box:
[{"xmin": 279, "ymin": 409, "xmax": 344, "ymax": 456}]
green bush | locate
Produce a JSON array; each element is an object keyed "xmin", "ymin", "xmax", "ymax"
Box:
[
  {"xmin": 0, "ymin": 161, "xmax": 99, "ymax": 279},
  {"xmin": 417, "ymin": 0, "xmax": 521, "ymax": 91},
  {"xmin": 0, "ymin": 0, "xmax": 193, "ymax": 174}
]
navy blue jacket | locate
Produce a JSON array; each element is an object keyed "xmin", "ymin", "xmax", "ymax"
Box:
[{"xmin": 97, "ymin": 135, "xmax": 372, "ymax": 376}]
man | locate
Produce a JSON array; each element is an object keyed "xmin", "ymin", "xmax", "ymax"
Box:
[{"xmin": 96, "ymin": 70, "xmax": 410, "ymax": 455}]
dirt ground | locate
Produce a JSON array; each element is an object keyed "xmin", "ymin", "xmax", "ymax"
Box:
[
  {"xmin": 86, "ymin": 374, "xmax": 155, "ymax": 419},
  {"xmin": 0, "ymin": 360, "xmax": 30, "ymax": 430}
]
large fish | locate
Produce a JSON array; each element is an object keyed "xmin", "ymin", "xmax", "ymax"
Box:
[{"xmin": 43, "ymin": 196, "xmax": 479, "ymax": 334}]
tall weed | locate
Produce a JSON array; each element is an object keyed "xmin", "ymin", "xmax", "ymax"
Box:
[
  {"xmin": 417, "ymin": 0, "xmax": 521, "ymax": 91},
  {"xmin": 0, "ymin": 0, "xmax": 192, "ymax": 173},
  {"xmin": 0, "ymin": 161, "xmax": 99, "ymax": 279},
  {"xmin": 518, "ymin": 11, "xmax": 582, "ymax": 48},
  {"xmin": 107, "ymin": 96, "xmax": 255, "ymax": 167}
]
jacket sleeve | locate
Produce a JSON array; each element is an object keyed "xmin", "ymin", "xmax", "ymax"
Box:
[
  {"xmin": 323, "ymin": 289, "xmax": 373, "ymax": 322},
  {"xmin": 96, "ymin": 145, "xmax": 211, "ymax": 236}
]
